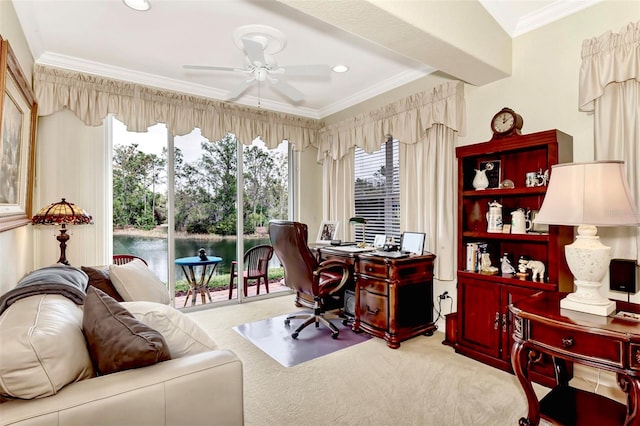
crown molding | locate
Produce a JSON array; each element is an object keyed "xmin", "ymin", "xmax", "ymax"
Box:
[
  {"xmin": 512, "ymin": 0, "xmax": 604, "ymax": 37},
  {"xmin": 36, "ymin": 52, "xmax": 434, "ymax": 120}
]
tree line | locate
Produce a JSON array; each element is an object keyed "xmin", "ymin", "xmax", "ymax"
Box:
[{"xmin": 113, "ymin": 134, "xmax": 288, "ymax": 235}]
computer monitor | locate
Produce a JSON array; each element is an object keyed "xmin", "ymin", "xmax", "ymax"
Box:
[{"xmin": 401, "ymin": 232, "xmax": 425, "ymax": 255}]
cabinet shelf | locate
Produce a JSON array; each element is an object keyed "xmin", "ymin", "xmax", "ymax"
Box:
[
  {"xmin": 462, "ymin": 187, "xmax": 547, "ymax": 197},
  {"xmin": 457, "ymin": 270, "xmax": 557, "ymax": 291},
  {"xmin": 462, "ymin": 231, "xmax": 549, "ymax": 242}
]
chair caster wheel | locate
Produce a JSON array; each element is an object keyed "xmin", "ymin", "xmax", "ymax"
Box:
[
  {"xmin": 331, "ymin": 333, "xmax": 339, "ymax": 339},
  {"xmin": 292, "ymin": 332, "xmax": 299, "ymax": 339},
  {"xmin": 284, "ymin": 319, "xmax": 290, "ymax": 326}
]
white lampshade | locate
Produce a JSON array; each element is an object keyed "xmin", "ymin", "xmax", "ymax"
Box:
[
  {"xmin": 535, "ymin": 161, "xmax": 640, "ymax": 226},
  {"xmin": 534, "ymin": 161, "xmax": 639, "ymax": 316}
]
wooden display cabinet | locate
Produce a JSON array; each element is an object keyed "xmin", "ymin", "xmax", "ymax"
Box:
[{"xmin": 453, "ymin": 129, "xmax": 574, "ymax": 383}]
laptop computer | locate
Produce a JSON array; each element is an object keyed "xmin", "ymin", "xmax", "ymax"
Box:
[{"xmin": 400, "ymin": 232, "xmax": 426, "ymax": 255}]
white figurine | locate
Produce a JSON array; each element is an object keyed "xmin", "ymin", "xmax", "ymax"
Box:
[
  {"xmin": 526, "ymin": 260, "xmax": 546, "ymax": 281},
  {"xmin": 500, "ymin": 255, "xmax": 516, "ymax": 275},
  {"xmin": 481, "ymin": 253, "xmax": 499, "ymax": 274}
]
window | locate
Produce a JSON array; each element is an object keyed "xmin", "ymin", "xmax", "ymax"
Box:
[
  {"xmin": 354, "ymin": 138, "xmax": 400, "ymax": 244},
  {"xmin": 111, "ymin": 117, "xmax": 291, "ymax": 308}
]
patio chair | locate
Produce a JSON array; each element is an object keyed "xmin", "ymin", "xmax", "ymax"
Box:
[
  {"xmin": 228, "ymin": 244, "xmax": 274, "ymax": 299},
  {"xmin": 113, "ymin": 254, "xmax": 148, "ymax": 266}
]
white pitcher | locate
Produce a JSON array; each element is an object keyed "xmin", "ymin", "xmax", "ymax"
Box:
[
  {"xmin": 486, "ymin": 201, "xmax": 503, "ymax": 233},
  {"xmin": 511, "ymin": 209, "xmax": 532, "ymax": 234},
  {"xmin": 473, "ymin": 169, "xmax": 489, "ymax": 190}
]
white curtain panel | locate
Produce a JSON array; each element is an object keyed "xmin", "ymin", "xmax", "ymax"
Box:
[
  {"xmin": 322, "ymin": 150, "xmax": 354, "ymax": 242},
  {"xmin": 579, "ymin": 21, "xmax": 640, "ymax": 263},
  {"xmin": 400, "ymin": 124, "xmax": 456, "ymax": 281},
  {"xmin": 319, "ymin": 81, "xmax": 465, "ymax": 280}
]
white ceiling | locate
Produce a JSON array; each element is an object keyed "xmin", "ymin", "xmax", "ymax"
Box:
[{"xmin": 12, "ymin": 0, "xmax": 601, "ymax": 119}]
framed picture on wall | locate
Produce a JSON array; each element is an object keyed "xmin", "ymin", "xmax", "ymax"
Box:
[
  {"xmin": 0, "ymin": 37, "xmax": 38, "ymax": 232},
  {"xmin": 316, "ymin": 220, "xmax": 339, "ymax": 244}
]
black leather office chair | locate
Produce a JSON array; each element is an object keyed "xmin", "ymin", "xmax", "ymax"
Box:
[{"xmin": 268, "ymin": 220, "xmax": 350, "ymax": 339}]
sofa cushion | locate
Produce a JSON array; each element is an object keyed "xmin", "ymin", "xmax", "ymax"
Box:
[
  {"xmin": 121, "ymin": 301, "xmax": 217, "ymax": 358},
  {"xmin": 0, "ymin": 294, "xmax": 94, "ymax": 399},
  {"xmin": 83, "ymin": 287, "xmax": 171, "ymax": 375},
  {"xmin": 109, "ymin": 259, "xmax": 170, "ymax": 305},
  {"xmin": 81, "ymin": 266, "xmax": 124, "ymax": 302}
]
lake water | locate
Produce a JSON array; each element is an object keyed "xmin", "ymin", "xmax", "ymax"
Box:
[{"xmin": 113, "ymin": 234, "xmax": 275, "ymax": 282}]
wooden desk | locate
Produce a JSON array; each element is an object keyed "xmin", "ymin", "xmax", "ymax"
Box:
[
  {"xmin": 320, "ymin": 248, "xmax": 437, "ymax": 349},
  {"xmin": 509, "ymin": 291, "xmax": 640, "ymax": 426}
]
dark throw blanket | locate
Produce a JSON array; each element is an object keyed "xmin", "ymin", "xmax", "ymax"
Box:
[{"xmin": 0, "ymin": 265, "xmax": 89, "ymax": 316}]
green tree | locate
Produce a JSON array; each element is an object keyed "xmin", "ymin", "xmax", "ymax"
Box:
[{"xmin": 243, "ymin": 145, "xmax": 275, "ymax": 229}]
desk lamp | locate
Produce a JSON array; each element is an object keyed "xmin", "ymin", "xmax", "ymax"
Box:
[
  {"xmin": 534, "ymin": 161, "xmax": 640, "ymax": 316},
  {"xmin": 32, "ymin": 198, "xmax": 93, "ymax": 265},
  {"xmin": 349, "ymin": 217, "xmax": 367, "ymax": 247}
]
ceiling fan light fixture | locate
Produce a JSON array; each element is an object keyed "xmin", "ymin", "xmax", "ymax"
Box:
[
  {"xmin": 123, "ymin": 0, "xmax": 151, "ymax": 11},
  {"xmin": 332, "ymin": 65, "xmax": 349, "ymax": 73},
  {"xmin": 255, "ymin": 68, "xmax": 268, "ymax": 82}
]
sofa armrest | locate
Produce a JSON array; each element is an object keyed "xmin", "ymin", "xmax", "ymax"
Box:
[{"xmin": 0, "ymin": 350, "xmax": 243, "ymax": 426}]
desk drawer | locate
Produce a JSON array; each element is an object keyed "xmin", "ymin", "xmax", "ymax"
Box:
[
  {"xmin": 358, "ymin": 259, "xmax": 389, "ymax": 279},
  {"xmin": 358, "ymin": 291, "xmax": 388, "ymax": 330},
  {"xmin": 358, "ymin": 277, "xmax": 388, "ymax": 296},
  {"xmin": 530, "ymin": 322, "xmax": 624, "ymax": 368}
]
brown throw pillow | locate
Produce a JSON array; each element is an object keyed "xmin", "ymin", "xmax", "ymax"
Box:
[
  {"xmin": 82, "ymin": 287, "xmax": 171, "ymax": 375},
  {"xmin": 81, "ymin": 266, "xmax": 124, "ymax": 302}
]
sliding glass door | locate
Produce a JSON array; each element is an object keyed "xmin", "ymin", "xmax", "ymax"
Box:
[{"xmin": 111, "ymin": 117, "xmax": 290, "ymax": 309}]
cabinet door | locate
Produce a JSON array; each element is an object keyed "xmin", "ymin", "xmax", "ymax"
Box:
[
  {"xmin": 457, "ymin": 278, "xmax": 502, "ymax": 358},
  {"xmin": 500, "ymin": 285, "xmax": 538, "ymax": 362}
]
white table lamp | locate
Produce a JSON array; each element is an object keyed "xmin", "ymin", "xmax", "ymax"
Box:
[{"xmin": 534, "ymin": 161, "xmax": 640, "ymax": 316}]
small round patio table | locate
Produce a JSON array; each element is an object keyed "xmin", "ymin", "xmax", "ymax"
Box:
[{"xmin": 175, "ymin": 256, "xmax": 222, "ymax": 307}]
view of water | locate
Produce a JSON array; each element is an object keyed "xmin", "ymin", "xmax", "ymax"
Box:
[{"xmin": 113, "ymin": 234, "xmax": 276, "ymax": 283}]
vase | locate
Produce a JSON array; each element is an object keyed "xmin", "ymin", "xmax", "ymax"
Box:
[
  {"xmin": 472, "ymin": 169, "xmax": 489, "ymax": 190},
  {"xmin": 466, "ymin": 201, "xmax": 483, "ymax": 231}
]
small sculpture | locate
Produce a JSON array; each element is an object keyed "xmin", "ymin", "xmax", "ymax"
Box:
[
  {"xmin": 198, "ymin": 248, "xmax": 208, "ymax": 261},
  {"xmin": 480, "ymin": 252, "xmax": 499, "ymax": 275},
  {"xmin": 538, "ymin": 169, "xmax": 550, "ymax": 186},
  {"xmin": 526, "ymin": 260, "xmax": 546, "ymax": 281},
  {"xmin": 500, "ymin": 255, "xmax": 516, "ymax": 275},
  {"xmin": 516, "ymin": 255, "xmax": 530, "ymax": 279}
]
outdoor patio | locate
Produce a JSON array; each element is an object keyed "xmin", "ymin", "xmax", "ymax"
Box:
[{"xmin": 173, "ymin": 279, "xmax": 292, "ymax": 308}]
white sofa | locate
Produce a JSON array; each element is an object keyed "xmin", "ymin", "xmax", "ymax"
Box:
[{"xmin": 0, "ymin": 264, "xmax": 244, "ymax": 426}]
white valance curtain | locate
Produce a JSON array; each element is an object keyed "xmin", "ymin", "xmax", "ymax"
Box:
[
  {"xmin": 579, "ymin": 21, "xmax": 640, "ymax": 264},
  {"xmin": 33, "ymin": 64, "xmax": 320, "ymax": 150},
  {"xmin": 319, "ymin": 81, "xmax": 465, "ymax": 281}
]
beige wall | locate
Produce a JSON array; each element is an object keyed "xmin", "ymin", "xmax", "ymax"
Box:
[{"xmin": 0, "ymin": 1, "xmax": 35, "ymax": 295}]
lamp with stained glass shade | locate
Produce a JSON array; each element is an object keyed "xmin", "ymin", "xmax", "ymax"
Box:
[{"xmin": 32, "ymin": 198, "xmax": 93, "ymax": 265}]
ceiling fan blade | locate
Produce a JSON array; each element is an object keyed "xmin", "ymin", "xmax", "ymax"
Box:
[
  {"xmin": 183, "ymin": 64, "xmax": 241, "ymax": 72},
  {"xmin": 242, "ymin": 38, "xmax": 267, "ymax": 66},
  {"xmin": 278, "ymin": 64, "xmax": 331, "ymax": 78},
  {"xmin": 225, "ymin": 79, "xmax": 254, "ymax": 100},
  {"xmin": 270, "ymin": 78, "xmax": 304, "ymax": 102}
]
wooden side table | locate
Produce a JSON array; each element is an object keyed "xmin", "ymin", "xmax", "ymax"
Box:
[
  {"xmin": 510, "ymin": 291, "xmax": 640, "ymax": 426},
  {"xmin": 175, "ymin": 256, "xmax": 222, "ymax": 307}
]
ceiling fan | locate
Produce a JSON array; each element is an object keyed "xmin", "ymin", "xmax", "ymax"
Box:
[{"xmin": 184, "ymin": 25, "xmax": 331, "ymax": 103}]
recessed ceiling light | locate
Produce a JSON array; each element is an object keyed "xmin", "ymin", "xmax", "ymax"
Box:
[
  {"xmin": 332, "ymin": 65, "xmax": 349, "ymax": 73},
  {"xmin": 123, "ymin": 0, "xmax": 151, "ymax": 11}
]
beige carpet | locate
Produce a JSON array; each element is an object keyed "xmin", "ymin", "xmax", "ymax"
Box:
[{"xmin": 188, "ymin": 294, "xmax": 551, "ymax": 426}]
